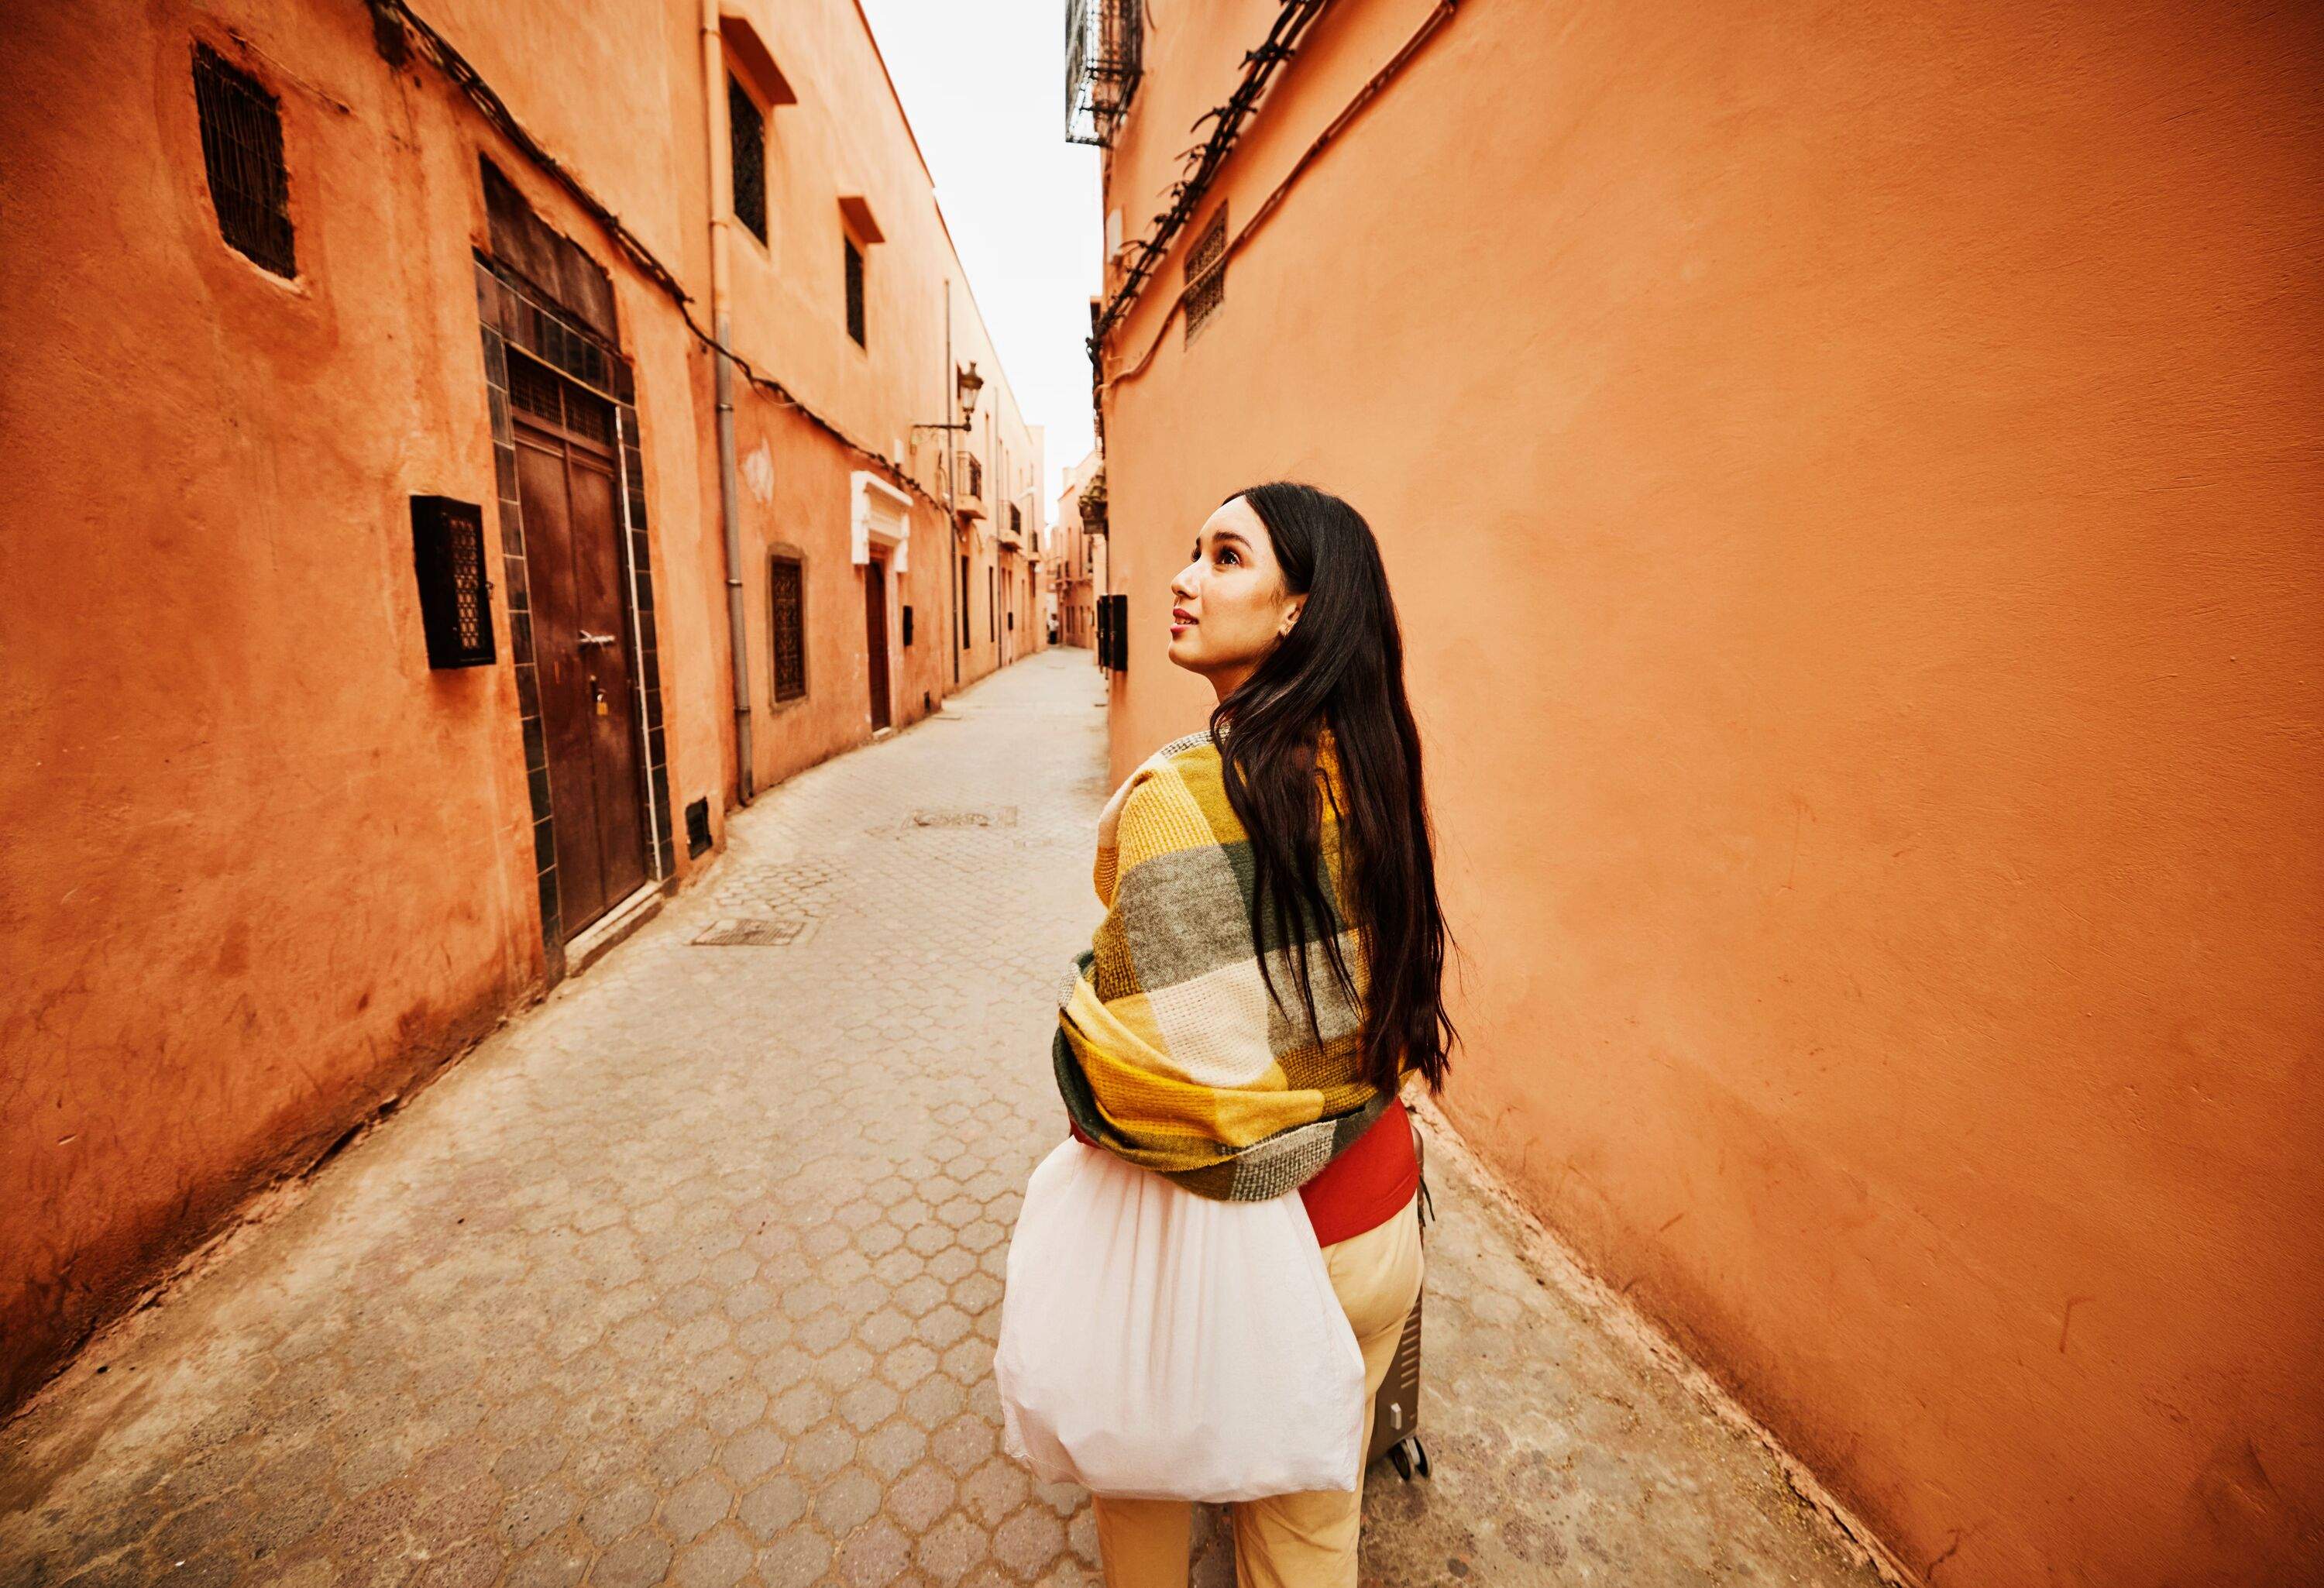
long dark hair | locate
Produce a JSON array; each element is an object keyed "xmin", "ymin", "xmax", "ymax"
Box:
[{"xmin": 1209, "ymin": 481, "xmax": 1459, "ymax": 1095}]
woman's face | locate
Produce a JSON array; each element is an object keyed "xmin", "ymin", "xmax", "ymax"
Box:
[{"xmin": 1167, "ymin": 495, "xmax": 1305, "ymax": 699}]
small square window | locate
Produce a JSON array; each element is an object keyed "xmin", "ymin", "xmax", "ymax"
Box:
[
  {"xmin": 844, "ymin": 237, "xmax": 866, "ymax": 347},
  {"xmin": 728, "ymin": 77, "xmax": 767, "ymax": 244},
  {"xmin": 193, "ymin": 44, "xmax": 295, "ymax": 277},
  {"xmin": 1184, "ymin": 204, "xmax": 1226, "ymax": 343}
]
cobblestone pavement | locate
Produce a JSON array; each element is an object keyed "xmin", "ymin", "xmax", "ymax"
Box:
[{"xmin": 1, "ymin": 650, "xmax": 1884, "ymax": 1588}]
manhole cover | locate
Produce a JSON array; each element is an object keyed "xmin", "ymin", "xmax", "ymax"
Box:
[
  {"xmin": 909, "ymin": 807, "xmax": 1017, "ymax": 827},
  {"xmin": 693, "ymin": 917, "xmax": 813, "ymax": 947}
]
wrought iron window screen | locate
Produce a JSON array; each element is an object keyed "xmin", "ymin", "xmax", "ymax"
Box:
[
  {"xmin": 770, "ymin": 555, "xmax": 806, "ymax": 701},
  {"xmin": 410, "ymin": 497, "xmax": 496, "ymax": 669},
  {"xmin": 728, "ymin": 78, "xmax": 768, "ymax": 243},
  {"xmin": 193, "ymin": 44, "xmax": 295, "ymax": 277},
  {"xmin": 1184, "ymin": 204, "xmax": 1226, "ymax": 341},
  {"xmin": 508, "ymin": 352, "xmax": 614, "ymax": 450},
  {"xmin": 1065, "ymin": 0, "xmax": 1143, "ymax": 147}
]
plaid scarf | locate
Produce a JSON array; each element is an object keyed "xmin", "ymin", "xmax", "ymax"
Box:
[{"xmin": 1052, "ymin": 726, "xmax": 1394, "ymax": 1201}]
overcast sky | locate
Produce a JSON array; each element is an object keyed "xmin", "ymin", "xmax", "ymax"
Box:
[{"xmin": 858, "ymin": 0, "xmax": 1102, "ymax": 516}]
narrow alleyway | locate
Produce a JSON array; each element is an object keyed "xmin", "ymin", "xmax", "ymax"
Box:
[{"xmin": 2, "ymin": 651, "xmax": 1883, "ymax": 1588}]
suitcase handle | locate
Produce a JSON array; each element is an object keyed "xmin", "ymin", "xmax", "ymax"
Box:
[{"xmin": 1410, "ymin": 1109, "xmax": 1435, "ymax": 1232}]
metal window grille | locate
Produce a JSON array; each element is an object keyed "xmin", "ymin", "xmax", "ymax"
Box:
[
  {"xmin": 1104, "ymin": 593, "xmax": 1129, "ymax": 671},
  {"xmin": 192, "ymin": 44, "xmax": 295, "ymax": 277},
  {"xmin": 508, "ymin": 352, "xmax": 614, "ymax": 450},
  {"xmin": 728, "ymin": 78, "xmax": 767, "ymax": 244},
  {"xmin": 1066, "ymin": 0, "xmax": 1143, "ymax": 147},
  {"xmin": 1184, "ymin": 205, "xmax": 1226, "ymax": 342},
  {"xmin": 410, "ymin": 497, "xmax": 496, "ymax": 669},
  {"xmin": 770, "ymin": 555, "xmax": 806, "ymax": 701},
  {"xmin": 844, "ymin": 238, "xmax": 866, "ymax": 346},
  {"xmin": 956, "ymin": 452, "xmax": 982, "ymax": 500},
  {"xmin": 509, "ymin": 352, "xmax": 561, "ymax": 424}
]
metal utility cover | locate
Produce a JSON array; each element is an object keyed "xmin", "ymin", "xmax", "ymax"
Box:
[
  {"xmin": 692, "ymin": 917, "xmax": 813, "ymax": 947},
  {"xmin": 909, "ymin": 807, "xmax": 1017, "ymax": 827}
]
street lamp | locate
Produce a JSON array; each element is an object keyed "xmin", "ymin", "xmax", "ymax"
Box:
[
  {"xmin": 913, "ymin": 359, "xmax": 987, "ymax": 685},
  {"xmin": 915, "ymin": 361, "xmax": 982, "ymax": 440}
]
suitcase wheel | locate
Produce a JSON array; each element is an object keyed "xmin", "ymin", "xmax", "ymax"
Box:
[{"xmin": 1385, "ymin": 1435, "xmax": 1432, "ymax": 1482}]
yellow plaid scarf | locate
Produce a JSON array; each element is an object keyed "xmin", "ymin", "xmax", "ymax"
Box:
[{"xmin": 1053, "ymin": 727, "xmax": 1394, "ymax": 1200}]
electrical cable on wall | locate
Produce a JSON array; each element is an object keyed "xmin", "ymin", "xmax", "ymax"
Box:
[
  {"xmin": 1102, "ymin": 0, "xmax": 1460, "ymax": 396},
  {"xmin": 367, "ymin": 0, "xmax": 951, "ymax": 517}
]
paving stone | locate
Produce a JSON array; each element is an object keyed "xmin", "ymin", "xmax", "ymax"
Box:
[
  {"xmin": 840, "ymin": 1518, "xmax": 915, "ymax": 1586},
  {"xmin": 578, "ymin": 1479, "xmax": 655, "ymax": 1547},
  {"xmin": 813, "ymin": 1465, "xmax": 885, "ymax": 1534},
  {"xmin": 661, "ymin": 1467, "xmax": 734, "ymax": 1542},
  {"xmin": 737, "ymin": 1472, "xmax": 810, "ymax": 1542},
  {"xmin": 670, "ymin": 1521, "xmax": 755, "ymax": 1588},
  {"xmin": 755, "ymin": 1527, "xmax": 834, "ymax": 1588},
  {"xmin": 593, "ymin": 1528, "xmax": 676, "ymax": 1588},
  {"xmin": 0, "ymin": 654, "xmax": 1884, "ymax": 1588}
]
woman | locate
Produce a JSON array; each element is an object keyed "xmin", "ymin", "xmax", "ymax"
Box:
[{"xmin": 1054, "ymin": 481, "xmax": 1461, "ymax": 1586}]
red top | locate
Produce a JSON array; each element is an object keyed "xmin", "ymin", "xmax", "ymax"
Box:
[{"xmin": 1067, "ymin": 1094, "xmax": 1418, "ymax": 1247}]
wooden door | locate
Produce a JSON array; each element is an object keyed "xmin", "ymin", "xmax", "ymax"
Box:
[
  {"xmin": 510, "ymin": 355, "xmax": 650, "ymax": 937},
  {"xmin": 865, "ymin": 557, "xmax": 891, "ymax": 730}
]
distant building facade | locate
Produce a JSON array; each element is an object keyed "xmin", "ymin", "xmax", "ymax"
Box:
[
  {"xmin": 0, "ymin": 0, "xmax": 1037, "ymax": 1411},
  {"xmin": 1050, "ymin": 448, "xmax": 1107, "ymax": 651}
]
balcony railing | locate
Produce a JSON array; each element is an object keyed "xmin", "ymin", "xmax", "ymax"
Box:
[
  {"xmin": 952, "ymin": 451, "xmax": 985, "ymax": 518},
  {"xmin": 1066, "ymin": 0, "xmax": 1142, "ymax": 147}
]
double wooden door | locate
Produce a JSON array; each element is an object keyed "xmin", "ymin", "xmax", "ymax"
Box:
[
  {"xmin": 510, "ymin": 354, "xmax": 649, "ymax": 937},
  {"xmin": 865, "ymin": 556, "xmax": 891, "ymax": 730}
]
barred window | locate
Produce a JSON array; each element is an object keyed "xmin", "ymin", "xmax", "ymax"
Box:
[
  {"xmin": 729, "ymin": 78, "xmax": 767, "ymax": 244},
  {"xmin": 507, "ymin": 352, "xmax": 614, "ymax": 452},
  {"xmin": 770, "ymin": 555, "xmax": 806, "ymax": 701},
  {"xmin": 193, "ymin": 44, "xmax": 295, "ymax": 277},
  {"xmin": 1184, "ymin": 204, "xmax": 1226, "ymax": 342},
  {"xmin": 844, "ymin": 237, "xmax": 865, "ymax": 346}
]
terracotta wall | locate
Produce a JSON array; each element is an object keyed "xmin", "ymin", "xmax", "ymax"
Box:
[
  {"xmin": 0, "ymin": 0, "xmax": 1039, "ymax": 1412},
  {"xmin": 1093, "ymin": 2, "xmax": 2324, "ymax": 1583}
]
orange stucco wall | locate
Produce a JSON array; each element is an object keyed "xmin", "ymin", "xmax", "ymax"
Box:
[
  {"xmin": 0, "ymin": 0, "xmax": 734, "ymax": 1413},
  {"xmin": 1094, "ymin": 2, "xmax": 2324, "ymax": 1583},
  {"xmin": 0, "ymin": 0, "xmax": 1042, "ymax": 1411}
]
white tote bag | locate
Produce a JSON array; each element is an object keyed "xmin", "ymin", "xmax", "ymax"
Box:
[{"xmin": 994, "ymin": 1138, "xmax": 1366, "ymax": 1503}]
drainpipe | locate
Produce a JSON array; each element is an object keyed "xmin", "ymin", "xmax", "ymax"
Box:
[
  {"xmin": 700, "ymin": 0, "xmax": 755, "ymax": 805},
  {"xmin": 945, "ymin": 288, "xmax": 959, "ymax": 686}
]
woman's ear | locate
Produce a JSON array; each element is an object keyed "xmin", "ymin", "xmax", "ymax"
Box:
[{"xmin": 1279, "ymin": 598, "xmax": 1305, "ymax": 638}]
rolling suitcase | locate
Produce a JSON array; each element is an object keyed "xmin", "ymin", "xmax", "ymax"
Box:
[{"xmin": 1364, "ymin": 1112, "xmax": 1433, "ymax": 1482}]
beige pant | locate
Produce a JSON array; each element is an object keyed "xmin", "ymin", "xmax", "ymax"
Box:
[{"xmin": 1090, "ymin": 1192, "xmax": 1425, "ymax": 1587}]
